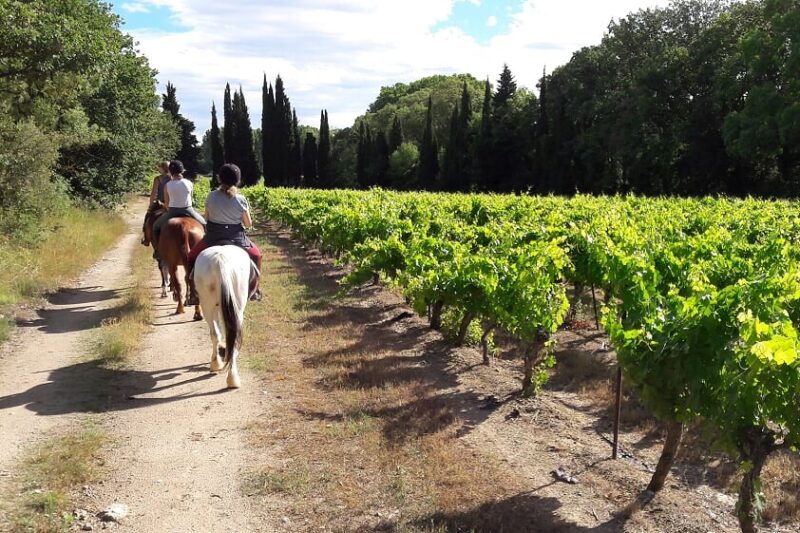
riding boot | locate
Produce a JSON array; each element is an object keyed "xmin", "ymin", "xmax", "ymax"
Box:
[{"xmin": 186, "ymin": 268, "xmax": 200, "ymax": 306}]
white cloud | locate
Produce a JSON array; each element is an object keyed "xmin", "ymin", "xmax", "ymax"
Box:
[
  {"xmin": 121, "ymin": 2, "xmax": 150, "ymax": 13},
  {"xmin": 486, "ymin": 15, "xmax": 497, "ymax": 27},
  {"xmin": 124, "ymin": 0, "xmax": 674, "ymax": 133}
]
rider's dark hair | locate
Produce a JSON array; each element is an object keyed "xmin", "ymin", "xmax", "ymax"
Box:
[
  {"xmin": 168, "ymin": 160, "xmax": 185, "ymax": 175},
  {"xmin": 218, "ymin": 164, "xmax": 241, "ymax": 197}
]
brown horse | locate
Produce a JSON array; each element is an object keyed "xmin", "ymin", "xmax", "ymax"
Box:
[{"xmin": 157, "ymin": 217, "xmax": 204, "ymax": 319}]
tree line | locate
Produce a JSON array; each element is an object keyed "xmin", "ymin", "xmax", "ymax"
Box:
[
  {"xmin": 335, "ymin": 0, "xmax": 799, "ymax": 197},
  {"xmin": 182, "ymin": 76, "xmax": 332, "ymax": 189},
  {"xmin": 185, "ymin": 0, "xmax": 796, "ymax": 198}
]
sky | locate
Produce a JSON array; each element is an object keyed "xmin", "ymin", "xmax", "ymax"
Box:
[{"xmin": 112, "ymin": 0, "xmax": 673, "ymax": 134}]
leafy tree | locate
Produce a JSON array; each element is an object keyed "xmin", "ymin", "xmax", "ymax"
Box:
[
  {"xmin": 723, "ymin": 0, "xmax": 800, "ymax": 193},
  {"xmin": 0, "ymin": 0, "xmax": 174, "ymax": 220},
  {"xmin": 387, "ymin": 142, "xmax": 419, "ymax": 188}
]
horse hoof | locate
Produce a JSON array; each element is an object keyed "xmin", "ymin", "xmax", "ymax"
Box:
[
  {"xmin": 226, "ymin": 377, "xmax": 241, "ymax": 389},
  {"xmin": 193, "ymin": 313, "xmax": 203, "ymax": 321}
]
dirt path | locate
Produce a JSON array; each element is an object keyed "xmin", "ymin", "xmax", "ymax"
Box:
[
  {"xmin": 0, "ymin": 203, "xmax": 142, "ymax": 477},
  {"xmin": 0, "ymin": 198, "xmax": 271, "ymax": 532}
]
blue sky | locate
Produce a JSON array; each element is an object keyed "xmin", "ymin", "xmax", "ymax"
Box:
[{"xmin": 111, "ymin": 0, "xmax": 673, "ymax": 134}]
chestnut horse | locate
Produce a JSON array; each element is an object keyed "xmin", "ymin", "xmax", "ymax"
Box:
[{"xmin": 157, "ymin": 217, "xmax": 204, "ymax": 319}]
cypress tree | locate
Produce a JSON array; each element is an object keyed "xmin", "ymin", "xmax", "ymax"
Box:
[
  {"xmin": 162, "ymin": 82, "xmax": 200, "ymax": 179},
  {"xmin": 317, "ymin": 110, "xmax": 331, "ymax": 188},
  {"xmin": 302, "ymin": 132, "xmax": 318, "ymax": 187},
  {"xmin": 493, "ymin": 64, "xmax": 517, "ymax": 108},
  {"xmin": 373, "ymin": 130, "xmax": 390, "ymax": 186},
  {"xmin": 456, "ymin": 81, "xmax": 473, "ymax": 191},
  {"xmin": 356, "ymin": 121, "xmax": 370, "ymax": 188},
  {"xmin": 476, "ymin": 78, "xmax": 493, "ymax": 190},
  {"xmin": 232, "ymin": 87, "xmax": 260, "ymax": 185},
  {"xmin": 209, "ymin": 102, "xmax": 224, "ymax": 186},
  {"xmin": 274, "ymin": 76, "xmax": 293, "ymax": 186},
  {"xmin": 418, "ymin": 95, "xmax": 439, "ymax": 189},
  {"xmin": 223, "ymin": 83, "xmax": 233, "ymax": 163},
  {"xmin": 459, "ymin": 80, "xmax": 473, "ymax": 127},
  {"xmin": 261, "ymin": 75, "xmax": 274, "ymax": 185},
  {"xmin": 388, "ymin": 115, "xmax": 403, "ymax": 154},
  {"xmin": 441, "ymin": 104, "xmax": 460, "ymax": 191},
  {"xmin": 289, "ymin": 109, "xmax": 302, "ymax": 186},
  {"xmin": 535, "ymin": 67, "xmax": 551, "ymax": 193}
]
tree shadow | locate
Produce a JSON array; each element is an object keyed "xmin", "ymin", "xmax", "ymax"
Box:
[
  {"xmin": 15, "ymin": 285, "xmax": 130, "ymax": 334},
  {"xmin": 411, "ymin": 491, "xmax": 629, "ymax": 532},
  {"xmin": 259, "ymin": 223, "xmax": 517, "ymax": 445},
  {"xmin": 0, "ymin": 359, "xmax": 232, "ymax": 416}
]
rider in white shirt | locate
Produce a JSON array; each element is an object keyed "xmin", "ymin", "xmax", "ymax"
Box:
[{"xmin": 152, "ymin": 160, "xmax": 206, "ymax": 248}]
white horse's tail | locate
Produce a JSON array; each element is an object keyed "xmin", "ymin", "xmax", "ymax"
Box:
[{"xmin": 218, "ymin": 259, "xmax": 243, "ymax": 366}]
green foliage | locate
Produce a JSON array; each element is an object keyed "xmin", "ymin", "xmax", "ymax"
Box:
[
  {"xmin": 162, "ymin": 82, "xmax": 201, "ymax": 178},
  {"xmin": 0, "ymin": 0, "xmax": 177, "ymax": 212},
  {"xmin": 249, "ymin": 187, "xmax": 800, "ymax": 529},
  {"xmin": 302, "ymin": 132, "xmax": 318, "ymax": 186},
  {"xmin": 387, "ymin": 142, "xmax": 419, "ymax": 188},
  {"xmin": 222, "ymin": 86, "xmax": 260, "ymax": 185},
  {"xmin": 0, "ymin": 119, "xmax": 67, "ymax": 242},
  {"xmin": 317, "ymin": 110, "xmax": 332, "ymax": 187},
  {"xmin": 209, "ymin": 102, "xmax": 224, "ymax": 182}
]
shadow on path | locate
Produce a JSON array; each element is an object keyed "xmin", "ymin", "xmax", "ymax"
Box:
[
  {"xmin": 0, "ymin": 359, "xmax": 233, "ymax": 416},
  {"xmin": 16, "ymin": 285, "xmax": 130, "ymax": 334}
]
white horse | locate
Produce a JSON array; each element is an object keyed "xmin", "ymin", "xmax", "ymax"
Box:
[{"xmin": 194, "ymin": 246, "xmax": 251, "ymax": 389}]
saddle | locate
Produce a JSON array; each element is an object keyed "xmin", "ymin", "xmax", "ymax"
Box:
[{"xmin": 209, "ymin": 241, "xmax": 261, "ymax": 299}]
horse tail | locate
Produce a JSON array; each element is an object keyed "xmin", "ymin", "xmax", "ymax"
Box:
[
  {"xmin": 180, "ymin": 233, "xmax": 192, "ymax": 267},
  {"xmin": 219, "ymin": 257, "xmax": 242, "ymax": 366}
]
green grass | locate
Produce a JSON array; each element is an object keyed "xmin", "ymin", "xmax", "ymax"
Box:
[
  {"xmin": 3, "ymin": 424, "xmax": 108, "ymax": 533},
  {"xmin": 0, "ymin": 207, "xmax": 126, "ymax": 305},
  {"xmin": 91, "ymin": 243, "xmax": 153, "ymax": 368},
  {"xmin": 0, "ymin": 205, "xmax": 127, "ymax": 348}
]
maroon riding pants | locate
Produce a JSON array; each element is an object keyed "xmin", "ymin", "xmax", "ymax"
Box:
[{"xmin": 187, "ymin": 240, "xmax": 262, "ymax": 272}]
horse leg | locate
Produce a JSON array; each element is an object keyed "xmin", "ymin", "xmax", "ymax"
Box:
[
  {"xmin": 209, "ymin": 320, "xmax": 224, "ymax": 372},
  {"xmin": 172, "ymin": 265, "xmax": 185, "ymax": 314},
  {"xmin": 159, "ymin": 259, "xmax": 169, "ymax": 298},
  {"xmin": 226, "ymin": 346, "xmax": 241, "ymax": 389},
  {"xmin": 184, "ymin": 268, "xmax": 203, "ymax": 321}
]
